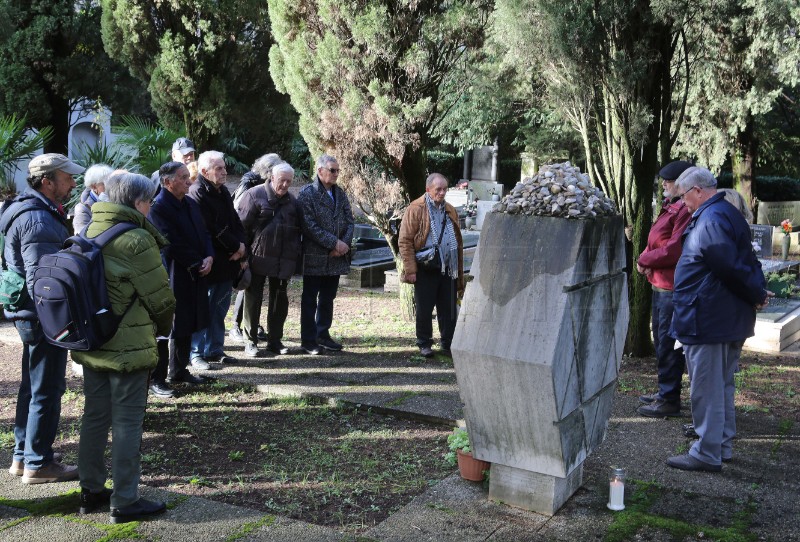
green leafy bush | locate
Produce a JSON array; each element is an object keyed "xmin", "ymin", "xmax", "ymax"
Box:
[{"xmin": 766, "ymin": 272, "xmax": 797, "ymax": 298}]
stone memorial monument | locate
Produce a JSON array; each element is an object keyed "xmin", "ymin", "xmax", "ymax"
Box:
[{"xmin": 451, "ymin": 162, "xmax": 629, "ymax": 515}]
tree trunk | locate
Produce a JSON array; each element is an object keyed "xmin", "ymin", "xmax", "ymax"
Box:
[
  {"xmin": 625, "ymin": 153, "xmax": 658, "ymax": 357},
  {"xmin": 395, "ymin": 257, "xmax": 416, "ymax": 322},
  {"xmin": 401, "ymin": 144, "xmax": 428, "ymax": 200},
  {"xmin": 395, "ymin": 145, "xmax": 428, "ymax": 321},
  {"xmin": 731, "ymin": 116, "xmax": 757, "ymax": 214},
  {"xmin": 44, "ymin": 95, "xmax": 70, "ymax": 155}
]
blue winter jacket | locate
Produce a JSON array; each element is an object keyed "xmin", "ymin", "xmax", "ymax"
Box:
[
  {"xmin": 670, "ymin": 192, "xmax": 766, "ymax": 344},
  {"xmin": 0, "ymin": 189, "xmax": 70, "ymax": 321}
]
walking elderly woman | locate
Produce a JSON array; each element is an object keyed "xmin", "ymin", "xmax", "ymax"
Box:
[
  {"xmin": 72, "ymin": 172, "xmax": 176, "ymax": 523},
  {"xmin": 398, "ymin": 173, "xmax": 464, "ymax": 358}
]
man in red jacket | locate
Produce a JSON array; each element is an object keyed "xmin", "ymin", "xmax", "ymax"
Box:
[{"xmin": 635, "ymin": 160, "xmax": 693, "ymax": 417}]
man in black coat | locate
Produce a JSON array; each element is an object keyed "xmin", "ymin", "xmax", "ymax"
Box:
[
  {"xmin": 148, "ymin": 162, "xmax": 214, "ymax": 396},
  {"xmin": 188, "ymin": 151, "xmax": 247, "ymax": 368}
]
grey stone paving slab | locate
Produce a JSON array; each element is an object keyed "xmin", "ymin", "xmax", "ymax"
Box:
[
  {"xmin": 136, "ymin": 494, "xmax": 267, "ymax": 541},
  {"xmin": 0, "ymin": 516, "xmax": 104, "ymax": 541},
  {"xmin": 239, "ymin": 515, "xmax": 346, "ymax": 541},
  {"xmin": 0, "ymin": 473, "xmax": 80, "ymax": 501}
]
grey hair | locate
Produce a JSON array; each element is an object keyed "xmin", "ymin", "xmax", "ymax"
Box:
[
  {"xmin": 84, "ymin": 164, "xmax": 113, "ymax": 189},
  {"xmin": 252, "ymin": 153, "xmax": 282, "ymax": 180},
  {"xmin": 316, "ymin": 154, "xmax": 338, "ymax": 170},
  {"xmin": 718, "ymin": 188, "xmax": 754, "ymax": 223},
  {"xmin": 426, "ymin": 173, "xmax": 449, "ymax": 188},
  {"xmin": 272, "ymin": 162, "xmax": 294, "ymax": 179},
  {"xmin": 197, "ymin": 150, "xmax": 225, "ymax": 174},
  {"xmin": 675, "ymin": 166, "xmax": 717, "ymax": 191},
  {"xmin": 105, "ymin": 172, "xmax": 156, "ymax": 209},
  {"xmin": 158, "ymin": 161, "xmax": 185, "ymax": 186}
]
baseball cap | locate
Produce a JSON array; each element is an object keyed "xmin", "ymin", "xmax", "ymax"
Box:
[
  {"xmin": 28, "ymin": 153, "xmax": 85, "ymax": 176},
  {"xmin": 172, "ymin": 137, "xmax": 196, "ymax": 155},
  {"xmin": 658, "ymin": 160, "xmax": 693, "ymax": 181}
]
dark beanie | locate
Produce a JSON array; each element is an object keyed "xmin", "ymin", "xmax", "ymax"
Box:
[{"xmin": 658, "ymin": 160, "xmax": 694, "ymax": 181}]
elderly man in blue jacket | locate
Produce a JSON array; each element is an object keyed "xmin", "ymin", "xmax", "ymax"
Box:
[
  {"xmin": 667, "ymin": 167, "xmax": 770, "ymax": 472},
  {"xmin": 0, "ymin": 153, "xmax": 81, "ymax": 484}
]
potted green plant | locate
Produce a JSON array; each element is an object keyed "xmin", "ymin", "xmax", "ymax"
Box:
[{"xmin": 445, "ymin": 428, "xmax": 490, "ymax": 481}]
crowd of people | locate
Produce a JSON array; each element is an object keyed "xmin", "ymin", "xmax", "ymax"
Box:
[
  {"xmin": 2, "ymin": 139, "xmax": 765, "ymax": 524},
  {"xmin": 0, "ymin": 137, "xmax": 465, "ymax": 523}
]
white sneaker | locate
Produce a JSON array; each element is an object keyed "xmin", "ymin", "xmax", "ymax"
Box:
[{"xmin": 244, "ymin": 341, "xmax": 259, "ymax": 358}]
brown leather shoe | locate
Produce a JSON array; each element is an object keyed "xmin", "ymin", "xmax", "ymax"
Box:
[
  {"xmin": 9, "ymin": 453, "xmax": 63, "ymax": 477},
  {"xmin": 21, "ymin": 461, "xmax": 79, "ymax": 484}
]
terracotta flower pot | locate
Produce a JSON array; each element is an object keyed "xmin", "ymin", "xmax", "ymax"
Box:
[{"xmin": 456, "ymin": 449, "xmax": 490, "ymax": 481}]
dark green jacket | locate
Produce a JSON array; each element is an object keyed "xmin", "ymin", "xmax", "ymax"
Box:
[{"xmin": 72, "ymin": 203, "xmax": 175, "ymax": 372}]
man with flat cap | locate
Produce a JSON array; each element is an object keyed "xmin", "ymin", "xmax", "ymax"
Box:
[
  {"xmin": 172, "ymin": 138, "xmax": 196, "ymax": 165},
  {"xmin": 635, "ymin": 160, "xmax": 693, "ymax": 418},
  {"xmin": 0, "ymin": 153, "xmax": 81, "ymax": 484}
]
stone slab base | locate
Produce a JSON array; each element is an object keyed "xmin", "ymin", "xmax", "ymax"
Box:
[
  {"xmin": 488, "ymin": 463, "xmax": 583, "ymax": 516},
  {"xmin": 341, "ymin": 261, "xmax": 396, "ymax": 288},
  {"xmin": 747, "ymin": 303, "xmax": 800, "ymax": 352},
  {"xmin": 384, "ymin": 270, "xmax": 399, "ymax": 293}
]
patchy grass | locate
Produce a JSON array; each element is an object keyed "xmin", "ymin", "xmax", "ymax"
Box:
[
  {"xmin": 605, "ymin": 481, "xmax": 758, "ymax": 542},
  {"xmin": 620, "ymin": 354, "xmax": 800, "ymax": 420},
  {"xmin": 138, "ymin": 383, "xmax": 453, "ymax": 532}
]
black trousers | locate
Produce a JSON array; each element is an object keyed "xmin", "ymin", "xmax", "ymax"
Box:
[
  {"xmin": 301, "ymin": 275, "xmax": 340, "ymax": 342},
  {"xmin": 153, "ymin": 336, "xmax": 192, "ymax": 382},
  {"xmin": 243, "ymin": 274, "xmax": 289, "ymax": 345},
  {"xmin": 414, "ymin": 268, "xmax": 457, "ymax": 349}
]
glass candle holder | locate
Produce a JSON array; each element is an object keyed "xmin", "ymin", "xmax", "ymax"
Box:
[{"xmin": 607, "ymin": 466, "xmax": 626, "ymax": 511}]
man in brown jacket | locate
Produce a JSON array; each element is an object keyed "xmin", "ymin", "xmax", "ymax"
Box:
[{"xmin": 398, "ymin": 173, "xmax": 464, "ymax": 358}]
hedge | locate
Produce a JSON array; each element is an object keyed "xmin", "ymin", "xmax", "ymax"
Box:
[{"xmin": 716, "ymin": 173, "xmax": 800, "ymax": 201}]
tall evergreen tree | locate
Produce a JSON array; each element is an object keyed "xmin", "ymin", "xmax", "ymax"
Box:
[
  {"xmin": 492, "ymin": 0, "xmax": 691, "ymax": 355},
  {"xmin": 268, "ymin": 0, "xmax": 493, "ymax": 248},
  {"xmin": 101, "ymin": 0, "xmax": 294, "ymax": 152},
  {"xmin": 0, "ymin": 0, "xmax": 147, "ymax": 153},
  {"xmin": 673, "ymin": 0, "xmax": 800, "ymax": 209}
]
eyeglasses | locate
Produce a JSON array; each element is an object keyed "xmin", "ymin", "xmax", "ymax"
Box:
[
  {"xmin": 677, "ymin": 186, "xmax": 698, "ymax": 200},
  {"xmin": 326, "ymin": 168, "xmax": 340, "ymax": 174}
]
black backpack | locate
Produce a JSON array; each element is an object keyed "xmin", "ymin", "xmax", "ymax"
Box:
[{"xmin": 32, "ymin": 222, "xmax": 138, "ymax": 351}]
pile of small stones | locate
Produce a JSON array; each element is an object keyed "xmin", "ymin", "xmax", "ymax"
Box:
[{"xmin": 492, "ymin": 162, "xmax": 617, "ymax": 218}]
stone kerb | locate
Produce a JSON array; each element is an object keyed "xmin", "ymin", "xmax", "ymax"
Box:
[{"xmin": 451, "ymin": 213, "xmax": 628, "ymax": 514}]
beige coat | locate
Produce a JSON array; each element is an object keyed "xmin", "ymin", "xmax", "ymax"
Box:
[{"xmin": 398, "ymin": 195, "xmax": 464, "ymax": 293}]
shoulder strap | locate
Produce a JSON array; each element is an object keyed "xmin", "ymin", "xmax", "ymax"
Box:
[
  {"xmin": 88, "ymin": 222, "xmax": 138, "ymax": 248},
  {"xmin": 64, "ymin": 222, "xmax": 138, "ymax": 253},
  {"xmin": 0, "ymin": 198, "xmax": 45, "ymax": 269}
]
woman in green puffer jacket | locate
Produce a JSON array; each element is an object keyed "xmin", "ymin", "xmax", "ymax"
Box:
[{"xmin": 72, "ymin": 172, "xmax": 176, "ymax": 523}]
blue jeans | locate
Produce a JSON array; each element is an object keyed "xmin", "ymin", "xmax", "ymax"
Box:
[
  {"xmin": 301, "ymin": 275, "xmax": 340, "ymax": 342},
  {"xmin": 651, "ymin": 289, "xmax": 686, "ymax": 404},
  {"xmin": 79, "ymin": 367, "xmax": 148, "ymax": 508},
  {"xmin": 191, "ymin": 281, "xmax": 233, "ymax": 360},
  {"xmin": 13, "ymin": 320, "xmax": 68, "ymax": 469}
]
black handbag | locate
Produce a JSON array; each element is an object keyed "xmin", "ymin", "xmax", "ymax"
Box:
[{"xmin": 415, "ymin": 213, "xmax": 447, "ymax": 271}]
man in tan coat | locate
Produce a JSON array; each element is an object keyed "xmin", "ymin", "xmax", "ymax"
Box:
[{"xmin": 398, "ymin": 173, "xmax": 464, "ymax": 358}]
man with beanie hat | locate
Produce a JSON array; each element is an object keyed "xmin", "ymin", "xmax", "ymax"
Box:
[
  {"xmin": 635, "ymin": 160, "xmax": 693, "ymax": 418},
  {"xmin": 0, "ymin": 153, "xmax": 82, "ymax": 483}
]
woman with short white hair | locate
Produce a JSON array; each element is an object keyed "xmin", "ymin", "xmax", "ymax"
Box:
[{"xmin": 72, "ymin": 164, "xmax": 113, "ymax": 233}]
